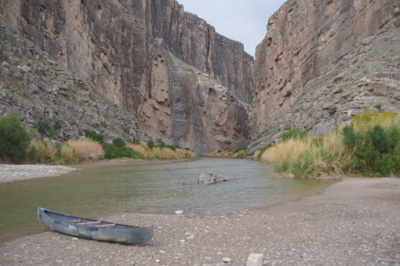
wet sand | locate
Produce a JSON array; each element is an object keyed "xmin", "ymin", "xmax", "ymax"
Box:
[{"xmin": 1, "ymin": 177, "xmax": 399, "ymax": 265}]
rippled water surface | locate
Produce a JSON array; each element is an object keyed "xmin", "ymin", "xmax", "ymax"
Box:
[{"xmin": 0, "ymin": 158, "xmax": 334, "ymax": 242}]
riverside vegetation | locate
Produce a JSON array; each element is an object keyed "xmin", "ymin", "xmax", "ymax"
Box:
[
  {"xmin": 203, "ymin": 149, "xmax": 247, "ymax": 159},
  {"xmin": 3, "ymin": 108, "xmax": 400, "ymax": 179},
  {"xmin": 0, "ymin": 113, "xmax": 195, "ymax": 164},
  {"xmin": 256, "ymin": 109, "xmax": 400, "ymax": 178}
]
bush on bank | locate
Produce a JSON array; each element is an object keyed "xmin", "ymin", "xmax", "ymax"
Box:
[
  {"xmin": 0, "ymin": 113, "xmax": 30, "ymax": 162},
  {"xmin": 127, "ymin": 139, "xmax": 195, "ymax": 160},
  {"xmin": 0, "ymin": 114, "xmax": 196, "ymax": 164},
  {"xmin": 257, "ymin": 109, "xmax": 400, "ymax": 178},
  {"xmin": 342, "ymin": 109, "xmax": 400, "ymax": 175}
]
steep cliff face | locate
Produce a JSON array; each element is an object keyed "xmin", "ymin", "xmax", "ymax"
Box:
[
  {"xmin": 0, "ymin": 0, "xmax": 254, "ymax": 154},
  {"xmin": 151, "ymin": 0, "xmax": 255, "ymax": 103},
  {"xmin": 249, "ymin": 0, "xmax": 400, "ymax": 153},
  {"xmin": 136, "ymin": 43, "xmax": 251, "ymax": 154},
  {"xmin": 0, "ymin": 25, "xmax": 139, "ymax": 142},
  {"xmin": 0, "ymin": 0, "xmax": 153, "ymax": 120},
  {"xmin": 255, "ymin": 0, "xmax": 400, "ymax": 132}
]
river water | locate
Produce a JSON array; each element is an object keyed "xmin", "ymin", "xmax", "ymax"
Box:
[{"xmin": 0, "ymin": 158, "xmax": 333, "ymax": 242}]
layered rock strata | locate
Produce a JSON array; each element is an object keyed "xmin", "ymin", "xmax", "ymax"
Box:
[
  {"xmin": 249, "ymin": 0, "xmax": 400, "ymax": 153},
  {"xmin": 255, "ymin": 0, "xmax": 400, "ymax": 131},
  {"xmin": 0, "ymin": 0, "xmax": 255, "ymax": 154},
  {"xmin": 0, "ymin": 25, "xmax": 138, "ymax": 142}
]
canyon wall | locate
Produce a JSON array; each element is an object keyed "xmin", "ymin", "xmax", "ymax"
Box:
[
  {"xmin": 0, "ymin": 25, "xmax": 138, "ymax": 142},
  {"xmin": 249, "ymin": 0, "xmax": 400, "ymax": 153},
  {"xmin": 0, "ymin": 0, "xmax": 254, "ymax": 154},
  {"xmin": 151, "ymin": 0, "xmax": 255, "ymax": 103}
]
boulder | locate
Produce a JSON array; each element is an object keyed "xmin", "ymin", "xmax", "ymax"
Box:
[{"xmin": 199, "ymin": 172, "xmax": 228, "ymax": 185}]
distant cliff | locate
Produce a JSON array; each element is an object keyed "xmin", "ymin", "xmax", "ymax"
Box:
[
  {"xmin": 151, "ymin": 0, "xmax": 254, "ymax": 103},
  {"xmin": 249, "ymin": 0, "xmax": 400, "ymax": 153},
  {"xmin": 0, "ymin": 0, "xmax": 255, "ymax": 154}
]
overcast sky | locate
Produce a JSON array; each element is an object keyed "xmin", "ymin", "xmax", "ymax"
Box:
[{"xmin": 177, "ymin": 0, "xmax": 287, "ymax": 56}]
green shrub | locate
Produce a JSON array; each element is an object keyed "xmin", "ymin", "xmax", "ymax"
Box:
[
  {"xmin": 102, "ymin": 144, "xmax": 141, "ymax": 160},
  {"xmin": 235, "ymin": 150, "xmax": 246, "ymax": 158},
  {"xmin": 0, "ymin": 113, "xmax": 30, "ymax": 161},
  {"xmin": 342, "ymin": 124, "xmax": 400, "ymax": 175},
  {"xmin": 112, "ymin": 138, "xmax": 125, "ymax": 148},
  {"xmin": 130, "ymin": 139, "xmax": 140, "ymax": 145},
  {"xmin": 37, "ymin": 119, "xmax": 59, "ymax": 139},
  {"xmin": 156, "ymin": 139, "xmax": 166, "ymax": 148},
  {"xmin": 352, "ymin": 109, "xmax": 396, "ymax": 128},
  {"xmin": 256, "ymin": 147, "xmax": 267, "ymax": 160},
  {"xmin": 84, "ymin": 130, "xmax": 104, "ymax": 144},
  {"xmin": 147, "ymin": 140, "xmax": 155, "ymax": 150},
  {"xmin": 164, "ymin": 145, "xmax": 174, "ymax": 151},
  {"xmin": 282, "ymin": 128, "xmax": 309, "ymax": 142},
  {"xmin": 154, "ymin": 139, "xmax": 179, "ymax": 150}
]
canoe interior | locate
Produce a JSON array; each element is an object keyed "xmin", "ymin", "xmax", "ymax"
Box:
[{"xmin": 41, "ymin": 208, "xmax": 139, "ymax": 228}]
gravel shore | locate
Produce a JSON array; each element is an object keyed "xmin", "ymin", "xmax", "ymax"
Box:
[
  {"xmin": 0, "ymin": 164, "xmax": 76, "ymax": 183},
  {"xmin": 1, "ymin": 177, "xmax": 399, "ymax": 265}
]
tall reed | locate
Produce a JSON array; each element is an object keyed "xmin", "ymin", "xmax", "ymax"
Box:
[
  {"xmin": 67, "ymin": 138, "xmax": 104, "ymax": 161},
  {"xmin": 260, "ymin": 132, "xmax": 353, "ymax": 178},
  {"xmin": 261, "ymin": 137, "xmax": 312, "ymax": 172},
  {"xmin": 27, "ymin": 141, "xmax": 57, "ymax": 163}
]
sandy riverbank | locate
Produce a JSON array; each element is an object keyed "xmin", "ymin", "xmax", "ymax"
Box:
[
  {"xmin": 0, "ymin": 164, "xmax": 76, "ymax": 184},
  {"xmin": 1, "ymin": 177, "xmax": 399, "ymax": 265}
]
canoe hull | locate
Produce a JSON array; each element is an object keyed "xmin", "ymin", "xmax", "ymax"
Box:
[{"xmin": 37, "ymin": 207, "xmax": 153, "ymax": 245}]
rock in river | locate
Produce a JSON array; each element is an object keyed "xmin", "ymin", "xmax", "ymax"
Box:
[{"xmin": 199, "ymin": 172, "xmax": 228, "ymax": 185}]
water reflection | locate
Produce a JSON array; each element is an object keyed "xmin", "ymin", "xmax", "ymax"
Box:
[{"xmin": 0, "ymin": 158, "xmax": 333, "ymax": 242}]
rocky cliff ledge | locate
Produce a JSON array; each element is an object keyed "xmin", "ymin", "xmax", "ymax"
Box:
[
  {"xmin": 0, "ymin": 25, "xmax": 138, "ymax": 142},
  {"xmin": 0, "ymin": 0, "xmax": 254, "ymax": 154},
  {"xmin": 249, "ymin": 0, "xmax": 400, "ymax": 153}
]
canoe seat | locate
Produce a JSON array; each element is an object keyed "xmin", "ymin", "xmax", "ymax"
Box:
[
  {"xmin": 97, "ymin": 224, "xmax": 116, "ymax": 228},
  {"xmin": 78, "ymin": 221, "xmax": 101, "ymax": 225}
]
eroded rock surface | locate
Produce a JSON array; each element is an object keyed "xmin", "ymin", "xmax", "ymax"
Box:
[
  {"xmin": 0, "ymin": 25, "xmax": 139, "ymax": 142},
  {"xmin": 255, "ymin": 0, "xmax": 400, "ymax": 131},
  {"xmin": 249, "ymin": 0, "xmax": 400, "ymax": 153},
  {"xmin": 0, "ymin": 0, "xmax": 255, "ymax": 154}
]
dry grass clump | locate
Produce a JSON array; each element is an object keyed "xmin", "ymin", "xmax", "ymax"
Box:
[
  {"xmin": 58, "ymin": 143, "xmax": 76, "ymax": 163},
  {"xmin": 127, "ymin": 143, "xmax": 195, "ymax": 160},
  {"xmin": 203, "ymin": 149, "xmax": 246, "ymax": 158},
  {"xmin": 26, "ymin": 138, "xmax": 103, "ymax": 164},
  {"xmin": 254, "ymin": 149, "xmax": 263, "ymax": 160},
  {"xmin": 27, "ymin": 141, "xmax": 57, "ymax": 163},
  {"xmin": 128, "ymin": 143, "xmax": 146, "ymax": 154},
  {"xmin": 261, "ymin": 138, "xmax": 312, "ymax": 168},
  {"xmin": 177, "ymin": 148, "xmax": 196, "ymax": 158},
  {"xmin": 259, "ymin": 132, "xmax": 352, "ymax": 179},
  {"xmin": 66, "ymin": 138, "xmax": 104, "ymax": 161}
]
